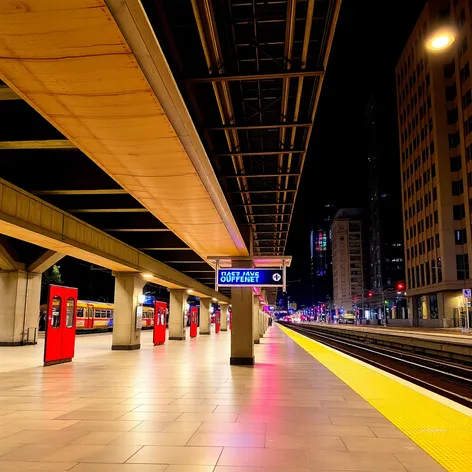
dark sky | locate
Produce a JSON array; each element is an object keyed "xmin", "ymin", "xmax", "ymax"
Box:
[{"xmin": 285, "ymin": 0, "xmax": 427, "ymax": 305}]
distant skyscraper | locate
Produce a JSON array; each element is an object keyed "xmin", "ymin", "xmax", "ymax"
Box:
[
  {"xmin": 365, "ymin": 93, "xmax": 405, "ymax": 292},
  {"xmin": 310, "ymin": 204, "xmax": 336, "ymax": 305},
  {"xmin": 331, "ymin": 208, "xmax": 367, "ymax": 315},
  {"xmin": 396, "ymin": 0, "xmax": 472, "ymax": 327}
]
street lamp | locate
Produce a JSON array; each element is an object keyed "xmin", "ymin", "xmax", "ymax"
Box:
[{"xmin": 425, "ymin": 26, "xmax": 457, "ymax": 52}]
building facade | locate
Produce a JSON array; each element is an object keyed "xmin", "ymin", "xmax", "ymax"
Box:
[
  {"xmin": 396, "ymin": 0, "xmax": 472, "ymax": 327},
  {"xmin": 310, "ymin": 204, "xmax": 336, "ymax": 306},
  {"xmin": 331, "ymin": 208, "xmax": 366, "ymax": 315},
  {"xmin": 365, "ymin": 94, "xmax": 406, "ymax": 292}
]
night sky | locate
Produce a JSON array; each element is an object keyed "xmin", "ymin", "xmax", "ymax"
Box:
[{"xmin": 285, "ymin": 0, "xmax": 428, "ymax": 305}]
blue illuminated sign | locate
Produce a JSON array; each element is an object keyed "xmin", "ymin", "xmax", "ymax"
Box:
[
  {"xmin": 217, "ymin": 268, "xmax": 284, "ymax": 287},
  {"xmin": 144, "ymin": 295, "xmax": 155, "ymax": 306}
]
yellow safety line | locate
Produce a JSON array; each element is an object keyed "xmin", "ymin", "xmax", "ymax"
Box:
[{"xmin": 279, "ymin": 325, "xmax": 472, "ymax": 472}]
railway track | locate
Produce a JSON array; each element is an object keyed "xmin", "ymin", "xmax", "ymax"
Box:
[{"xmin": 279, "ymin": 322, "xmax": 472, "ymax": 408}]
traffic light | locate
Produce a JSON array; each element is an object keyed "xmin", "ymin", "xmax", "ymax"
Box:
[
  {"xmin": 396, "ymin": 282, "xmax": 405, "ymax": 291},
  {"xmin": 368, "ymin": 291, "xmax": 373, "ymax": 298}
]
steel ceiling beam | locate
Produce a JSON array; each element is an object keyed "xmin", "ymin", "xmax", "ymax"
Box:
[
  {"xmin": 104, "ymin": 228, "xmax": 171, "ymax": 232},
  {"xmin": 232, "ymin": 189, "xmax": 296, "ymax": 194},
  {"xmin": 214, "ymin": 149, "xmax": 305, "ymax": 157},
  {"xmin": 0, "ymin": 140, "xmax": 75, "ymax": 149},
  {"xmin": 233, "ymin": 203, "xmax": 294, "ymax": 207},
  {"xmin": 207, "ymin": 122, "xmax": 311, "ymax": 131},
  {"xmin": 185, "ymin": 68, "xmax": 323, "ymax": 83},
  {"xmin": 0, "ymin": 85, "xmax": 20, "ymax": 100},
  {"xmin": 224, "ymin": 173, "xmax": 299, "ymax": 178}
]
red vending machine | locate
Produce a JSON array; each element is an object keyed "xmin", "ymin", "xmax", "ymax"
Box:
[
  {"xmin": 153, "ymin": 301, "xmax": 167, "ymax": 346},
  {"xmin": 215, "ymin": 309, "xmax": 221, "ymax": 334},
  {"xmin": 190, "ymin": 306, "xmax": 198, "ymax": 338},
  {"xmin": 44, "ymin": 285, "xmax": 78, "ymax": 366}
]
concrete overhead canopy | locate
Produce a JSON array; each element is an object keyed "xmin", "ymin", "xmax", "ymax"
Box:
[
  {"xmin": 0, "ymin": 0, "xmax": 248, "ymax": 261},
  {"xmin": 0, "ymin": 178, "xmax": 229, "ymax": 303}
]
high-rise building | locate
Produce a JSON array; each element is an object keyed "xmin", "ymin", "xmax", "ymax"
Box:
[
  {"xmin": 331, "ymin": 208, "xmax": 367, "ymax": 315},
  {"xmin": 365, "ymin": 93, "xmax": 405, "ymax": 291},
  {"xmin": 310, "ymin": 204, "xmax": 336, "ymax": 306},
  {"xmin": 396, "ymin": 0, "xmax": 472, "ymax": 327}
]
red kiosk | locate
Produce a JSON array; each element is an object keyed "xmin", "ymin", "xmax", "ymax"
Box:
[
  {"xmin": 44, "ymin": 285, "xmax": 78, "ymax": 366},
  {"xmin": 190, "ymin": 306, "xmax": 199, "ymax": 338},
  {"xmin": 215, "ymin": 309, "xmax": 221, "ymax": 334},
  {"xmin": 153, "ymin": 301, "xmax": 167, "ymax": 346}
]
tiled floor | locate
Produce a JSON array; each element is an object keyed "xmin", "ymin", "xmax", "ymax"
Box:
[{"xmin": 0, "ymin": 326, "xmax": 445, "ymax": 471}]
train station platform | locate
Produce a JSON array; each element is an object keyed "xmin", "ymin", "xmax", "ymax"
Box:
[{"xmin": 0, "ymin": 325, "xmax": 469, "ymax": 471}]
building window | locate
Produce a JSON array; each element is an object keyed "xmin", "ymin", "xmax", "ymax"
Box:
[
  {"xmin": 456, "ymin": 228, "xmax": 467, "ymax": 244},
  {"xmin": 426, "ymin": 261, "xmax": 431, "ymax": 285},
  {"xmin": 433, "ymin": 187, "xmax": 438, "ymax": 200},
  {"xmin": 434, "ymin": 210, "xmax": 439, "ymax": 224},
  {"xmin": 432, "ymin": 259, "xmax": 437, "ymax": 284},
  {"xmin": 453, "ymin": 204, "xmax": 466, "ymax": 220},
  {"xmin": 462, "ymin": 89, "xmax": 472, "ymax": 109},
  {"xmin": 456, "ymin": 254, "xmax": 470, "ymax": 280},
  {"xmin": 429, "ymin": 294, "xmax": 438, "ymax": 319},
  {"xmin": 444, "ymin": 60, "xmax": 455, "ymax": 78},
  {"xmin": 452, "ymin": 180, "xmax": 464, "ymax": 195},
  {"xmin": 446, "ymin": 83, "xmax": 457, "ymax": 100},
  {"xmin": 435, "ymin": 233, "xmax": 440, "ymax": 248},
  {"xmin": 450, "ymin": 156, "xmax": 462, "ymax": 171},
  {"xmin": 447, "ymin": 108, "xmax": 459, "ymax": 124},
  {"xmin": 430, "ymin": 140, "xmax": 435, "ymax": 154},
  {"xmin": 438, "ymin": 258, "xmax": 442, "ymax": 282},
  {"xmin": 460, "ymin": 62, "xmax": 470, "ymax": 84},
  {"xmin": 450, "ymin": 130, "xmax": 461, "ymax": 145}
]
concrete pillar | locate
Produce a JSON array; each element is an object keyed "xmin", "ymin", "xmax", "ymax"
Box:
[
  {"xmin": 230, "ymin": 287, "xmax": 254, "ymax": 365},
  {"xmin": 259, "ymin": 309, "xmax": 264, "ymax": 338},
  {"xmin": 199, "ymin": 298, "xmax": 211, "ymax": 335},
  {"xmin": 169, "ymin": 289, "xmax": 187, "ymax": 340},
  {"xmin": 220, "ymin": 304, "xmax": 229, "ymax": 331},
  {"xmin": 112, "ymin": 273, "xmax": 146, "ymax": 350},
  {"xmin": 253, "ymin": 296, "xmax": 260, "ymax": 344},
  {"xmin": 0, "ymin": 271, "xmax": 41, "ymax": 346}
]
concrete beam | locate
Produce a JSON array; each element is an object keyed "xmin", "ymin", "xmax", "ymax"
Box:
[
  {"xmin": 28, "ymin": 250, "xmax": 65, "ymax": 274},
  {"xmin": 0, "ymin": 177, "xmax": 229, "ymax": 303}
]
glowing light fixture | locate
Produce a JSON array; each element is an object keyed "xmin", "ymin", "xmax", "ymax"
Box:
[
  {"xmin": 425, "ymin": 26, "xmax": 456, "ymax": 52},
  {"xmin": 142, "ymin": 273, "xmax": 153, "ymax": 279},
  {"xmin": 212, "ymin": 297, "xmax": 217, "ymax": 302},
  {"xmin": 187, "ymin": 289, "xmax": 193, "ymax": 294},
  {"xmin": 138, "ymin": 294, "xmax": 146, "ymax": 304}
]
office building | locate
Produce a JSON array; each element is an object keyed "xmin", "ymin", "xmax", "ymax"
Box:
[
  {"xmin": 331, "ymin": 208, "xmax": 367, "ymax": 315},
  {"xmin": 396, "ymin": 0, "xmax": 472, "ymax": 327},
  {"xmin": 310, "ymin": 204, "xmax": 336, "ymax": 306}
]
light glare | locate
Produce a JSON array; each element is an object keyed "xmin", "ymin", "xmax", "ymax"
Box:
[{"xmin": 426, "ymin": 27, "xmax": 456, "ymax": 52}]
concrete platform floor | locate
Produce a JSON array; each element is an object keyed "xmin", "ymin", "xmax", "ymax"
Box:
[{"xmin": 0, "ymin": 326, "xmax": 445, "ymax": 471}]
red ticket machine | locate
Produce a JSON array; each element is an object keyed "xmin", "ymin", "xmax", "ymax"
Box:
[
  {"xmin": 153, "ymin": 301, "xmax": 167, "ymax": 346},
  {"xmin": 44, "ymin": 285, "xmax": 78, "ymax": 366},
  {"xmin": 215, "ymin": 309, "xmax": 221, "ymax": 334},
  {"xmin": 190, "ymin": 306, "xmax": 198, "ymax": 338}
]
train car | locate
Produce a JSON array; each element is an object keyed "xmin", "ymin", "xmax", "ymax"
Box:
[
  {"xmin": 40, "ymin": 299, "xmax": 157, "ymax": 332},
  {"xmin": 76, "ymin": 301, "xmax": 114, "ymax": 331}
]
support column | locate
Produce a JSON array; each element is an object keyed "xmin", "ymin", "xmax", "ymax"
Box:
[
  {"xmin": 253, "ymin": 295, "xmax": 260, "ymax": 344},
  {"xmin": 230, "ymin": 287, "xmax": 254, "ymax": 365},
  {"xmin": 259, "ymin": 309, "xmax": 264, "ymax": 338},
  {"xmin": 0, "ymin": 271, "xmax": 41, "ymax": 346},
  {"xmin": 169, "ymin": 289, "xmax": 187, "ymax": 340},
  {"xmin": 112, "ymin": 273, "xmax": 146, "ymax": 350},
  {"xmin": 220, "ymin": 304, "xmax": 229, "ymax": 331},
  {"xmin": 199, "ymin": 298, "xmax": 211, "ymax": 335}
]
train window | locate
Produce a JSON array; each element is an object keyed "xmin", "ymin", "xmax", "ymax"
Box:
[
  {"xmin": 106, "ymin": 310, "xmax": 112, "ymax": 318},
  {"xmin": 66, "ymin": 298, "xmax": 75, "ymax": 328},
  {"xmin": 77, "ymin": 307, "xmax": 84, "ymax": 318},
  {"xmin": 94, "ymin": 310, "xmax": 100, "ymax": 318},
  {"xmin": 102, "ymin": 310, "xmax": 107, "ymax": 318},
  {"xmin": 51, "ymin": 296, "xmax": 61, "ymax": 329},
  {"xmin": 109, "ymin": 310, "xmax": 114, "ymax": 319}
]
